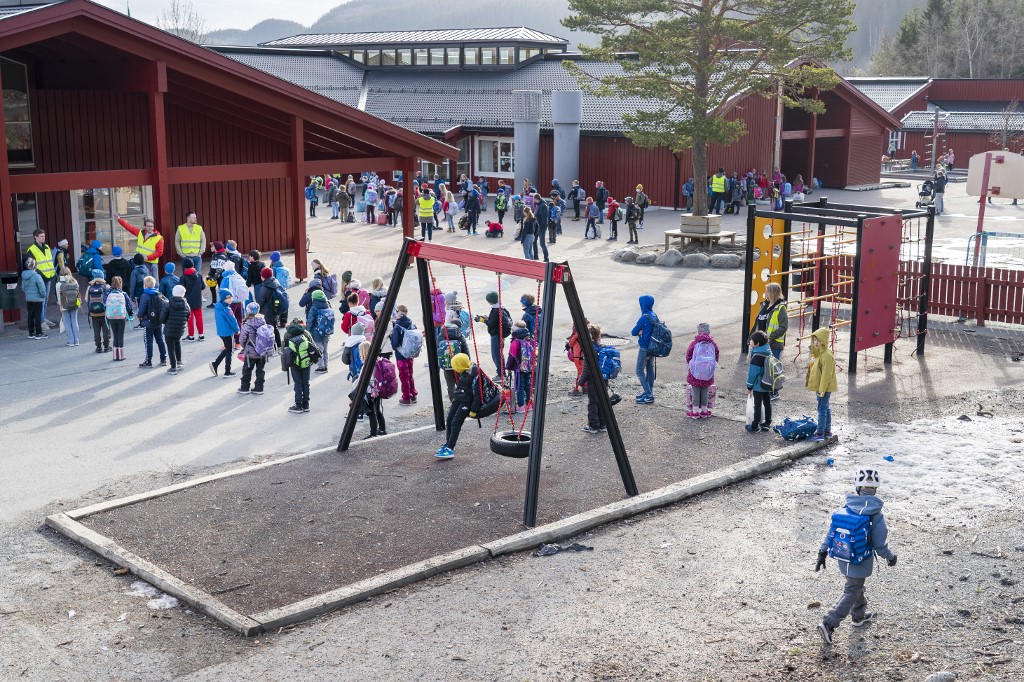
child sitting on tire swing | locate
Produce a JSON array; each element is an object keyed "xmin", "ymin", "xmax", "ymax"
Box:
[{"xmin": 435, "ymin": 353, "xmax": 481, "ymax": 461}]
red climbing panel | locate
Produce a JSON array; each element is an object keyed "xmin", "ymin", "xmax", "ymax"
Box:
[{"xmin": 854, "ymin": 215, "xmax": 901, "ymax": 352}]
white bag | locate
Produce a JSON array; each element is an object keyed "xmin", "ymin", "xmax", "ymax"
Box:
[{"xmin": 745, "ymin": 394, "xmax": 755, "ymax": 426}]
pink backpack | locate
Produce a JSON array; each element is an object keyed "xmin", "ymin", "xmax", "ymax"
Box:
[
  {"xmin": 431, "ymin": 290, "xmax": 446, "ymax": 326},
  {"xmin": 373, "ymin": 358, "xmax": 398, "ymax": 399}
]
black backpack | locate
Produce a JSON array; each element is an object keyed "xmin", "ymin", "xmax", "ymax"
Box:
[{"xmin": 146, "ymin": 293, "xmax": 168, "ymax": 324}]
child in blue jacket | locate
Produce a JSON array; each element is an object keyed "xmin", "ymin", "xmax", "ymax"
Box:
[
  {"xmin": 210, "ymin": 289, "xmax": 240, "ymax": 377},
  {"xmin": 745, "ymin": 330, "xmax": 772, "ymax": 432},
  {"xmin": 159, "ymin": 262, "xmax": 179, "ymax": 300},
  {"xmin": 631, "ymin": 294, "xmax": 658, "ymax": 404}
]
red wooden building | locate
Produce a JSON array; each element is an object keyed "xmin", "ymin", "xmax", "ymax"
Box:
[{"xmin": 0, "ymin": 0, "xmax": 454, "ymax": 290}]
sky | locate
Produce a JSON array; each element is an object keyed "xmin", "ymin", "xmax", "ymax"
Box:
[{"xmin": 93, "ymin": 0, "xmax": 303, "ymax": 31}]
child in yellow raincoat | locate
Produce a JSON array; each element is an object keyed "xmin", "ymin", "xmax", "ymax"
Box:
[{"xmin": 806, "ymin": 327, "xmax": 837, "ymax": 441}]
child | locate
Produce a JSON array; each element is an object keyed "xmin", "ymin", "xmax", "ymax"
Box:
[
  {"xmin": 57, "ymin": 267, "xmax": 81, "ymax": 346},
  {"xmin": 161, "ymin": 284, "xmax": 190, "ymax": 374},
  {"xmin": 745, "ymin": 330, "xmax": 772, "ymax": 432},
  {"xmin": 105, "ymin": 275, "xmax": 132, "ymax": 361},
  {"xmin": 815, "ymin": 468, "xmax": 897, "ymax": 645},
  {"xmin": 137, "ymin": 275, "xmax": 167, "ymax": 367},
  {"xmin": 438, "ymin": 321, "xmax": 470, "ymax": 401},
  {"xmin": 390, "ymin": 304, "xmax": 419, "ymax": 405},
  {"xmin": 755, "ymin": 282, "xmax": 788, "ymax": 400},
  {"xmin": 565, "ymin": 321, "xmax": 586, "ymax": 398},
  {"xmin": 685, "ymin": 322, "xmax": 719, "ymax": 418},
  {"xmin": 85, "ymin": 270, "xmax": 111, "ymax": 352},
  {"xmin": 104, "ymin": 245, "xmax": 132, "ymax": 291},
  {"xmin": 269, "ymin": 251, "xmax": 290, "ymax": 289},
  {"xmin": 180, "ymin": 257, "xmax": 205, "ymax": 341},
  {"xmin": 578, "ymin": 324, "xmax": 608, "ymax": 434},
  {"xmin": 485, "ymin": 220, "xmax": 503, "ymax": 238},
  {"xmin": 344, "ymin": 321, "xmax": 367, "ymax": 381},
  {"xmin": 624, "ymin": 197, "xmax": 639, "ymax": 244},
  {"xmin": 209, "ymin": 289, "xmax": 239, "ymax": 377},
  {"xmin": 505, "ymin": 320, "xmax": 535, "ymax": 413},
  {"xmin": 584, "ymin": 197, "xmax": 600, "ymax": 239},
  {"xmin": 306, "ymin": 289, "xmax": 333, "ymax": 373},
  {"xmin": 435, "ymin": 353, "xmax": 481, "ymax": 460},
  {"xmin": 158, "ymin": 262, "xmax": 178, "ymax": 300},
  {"xmin": 283, "ymin": 317, "xmax": 318, "ymax": 413},
  {"xmin": 237, "ymin": 301, "xmax": 270, "ymax": 392},
  {"xmin": 21, "ymin": 257, "xmax": 47, "ymax": 340},
  {"xmin": 512, "ymin": 194, "xmax": 525, "ymax": 234},
  {"xmin": 357, "ymin": 341, "xmax": 388, "ymax": 439},
  {"xmin": 806, "ymin": 327, "xmax": 837, "ymax": 441},
  {"xmin": 494, "ymin": 191, "xmax": 508, "ymax": 225},
  {"xmin": 444, "ymin": 290, "xmax": 471, "ymax": 337},
  {"xmin": 606, "ymin": 197, "xmax": 619, "ymax": 241},
  {"xmin": 368, "ymin": 277, "xmax": 388, "ymax": 318}
]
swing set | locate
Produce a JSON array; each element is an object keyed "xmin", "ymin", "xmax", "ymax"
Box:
[{"xmin": 337, "ymin": 238, "xmax": 638, "ymax": 528}]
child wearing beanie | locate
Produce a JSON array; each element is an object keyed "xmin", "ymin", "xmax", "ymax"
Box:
[
  {"xmin": 269, "ymin": 251, "xmax": 291, "ymax": 289},
  {"xmin": 283, "ymin": 317, "xmax": 319, "ymax": 413},
  {"xmin": 209, "ymin": 289, "xmax": 239, "ymax": 377},
  {"xmin": 237, "ymin": 301, "xmax": 270, "ymax": 394},
  {"xmin": 306, "ymin": 289, "xmax": 334, "ymax": 373},
  {"xmin": 180, "ymin": 256, "xmax": 205, "ymax": 341},
  {"xmin": 474, "ymin": 291, "xmax": 511, "ymax": 375},
  {"xmin": 161, "ymin": 284, "xmax": 191, "ymax": 373},
  {"xmin": 434, "ymin": 352, "xmax": 480, "ymax": 459},
  {"xmin": 159, "ymin": 261, "xmax": 180, "ymax": 300},
  {"xmin": 344, "ymin": 321, "xmax": 367, "ymax": 381},
  {"xmin": 685, "ymin": 322, "xmax": 719, "ymax": 418}
]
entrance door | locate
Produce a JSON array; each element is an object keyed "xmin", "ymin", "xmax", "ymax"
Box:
[{"xmin": 70, "ymin": 186, "xmax": 153, "ymax": 263}]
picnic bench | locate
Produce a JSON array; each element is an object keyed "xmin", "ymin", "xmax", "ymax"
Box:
[{"xmin": 664, "ymin": 229, "xmax": 737, "ymax": 251}]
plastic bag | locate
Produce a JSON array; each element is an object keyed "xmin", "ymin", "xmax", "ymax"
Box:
[{"xmin": 745, "ymin": 394, "xmax": 755, "ymax": 426}]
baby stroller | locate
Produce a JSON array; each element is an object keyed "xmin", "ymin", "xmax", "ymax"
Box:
[{"xmin": 915, "ymin": 180, "xmax": 935, "ymax": 209}]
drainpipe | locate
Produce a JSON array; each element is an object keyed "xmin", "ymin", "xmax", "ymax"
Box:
[{"xmin": 513, "ymin": 90, "xmax": 541, "ymax": 196}]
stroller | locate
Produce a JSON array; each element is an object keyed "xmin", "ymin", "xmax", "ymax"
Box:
[{"xmin": 915, "ymin": 180, "xmax": 935, "ymax": 208}]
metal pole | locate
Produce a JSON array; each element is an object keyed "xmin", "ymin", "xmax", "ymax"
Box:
[
  {"xmin": 416, "ymin": 257, "xmax": 447, "ymax": 432},
  {"xmin": 917, "ymin": 206, "xmax": 936, "ymax": 356},
  {"xmin": 741, "ymin": 203, "xmax": 756, "ymax": 354},
  {"xmin": 523, "ymin": 261, "xmax": 558, "ymax": 528},
  {"xmin": 338, "ymin": 238, "xmax": 413, "ymax": 451},
  {"xmin": 848, "ymin": 215, "xmax": 867, "ymax": 374},
  {"xmin": 561, "ymin": 272, "xmax": 638, "ymax": 500}
]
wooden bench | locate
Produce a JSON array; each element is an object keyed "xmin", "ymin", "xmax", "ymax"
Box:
[{"xmin": 664, "ymin": 230, "xmax": 737, "ymax": 251}]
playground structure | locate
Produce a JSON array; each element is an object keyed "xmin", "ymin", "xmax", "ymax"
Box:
[
  {"xmin": 741, "ymin": 199, "xmax": 936, "ymax": 373},
  {"xmin": 966, "ymin": 151, "xmax": 1024, "ymax": 267},
  {"xmin": 336, "ymin": 238, "xmax": 638, "ymax": 528}
]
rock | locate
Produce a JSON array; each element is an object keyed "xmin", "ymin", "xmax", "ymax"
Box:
[
  {"xmin": 655, "ymin": 248, "xmax": 684, "ymax": 266},
  {"xmin": 806, "ymin": 601, "xmax": 821, "ymax": 609},
  {"xmin": 617, "ymin": 248, "xmax": 640, "ymax": 263},
  {"xmin": 636, "ymin": 252, "xmax": 657, "ymax": 265},
  {"xmin": 923, "ymin": 673, "xmax": 957, "ymax": 682},
  {"xmin": 682, "ymin": 253, "xmax": 710, "ymax": 268},
  {"xmin": 709, "ymin": 253, "xmax": 742, "ymax": 269}
]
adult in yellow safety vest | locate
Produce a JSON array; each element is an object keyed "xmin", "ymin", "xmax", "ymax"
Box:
[
  {"xmin": 417, "ymin": 190, "xmax": 436, "ymax": 242},
  {"xmin": 114, "ymin": 212, "xmax": 164, "ymax": 278},
  {"xmin": 175, "ymin": 211, "xmax": 206, "ymax": 274},
  {"xmin": 710, "ymin": 168, "xmax": 728, "ymax": 215},
  {"xmin": 25, "ymin": 228, "xmax": 56, "ymax": 329},
  {"xmin": 754, "ymin": 281, "xmax": 788, "ymax": 399}
]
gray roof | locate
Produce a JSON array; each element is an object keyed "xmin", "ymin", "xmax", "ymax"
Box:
[
  {"xmin": 264, "ymin": 27, "xmax": 567, "ymax": 48},
  {"xmin": 846, "ymin": 77, "xmax": 929, "ymax": 112},
  {"xmin": 931, "ymin": 99, "xmax": 1014, "ymax": 113},
  {"xmin": 902, "ymin": 110, "xmax": 1024, "ymax": 133},
  {"xmin": 221, "ymin": 49, "xmax": 657, "ymax": 134},
  {"xmin": 0, "ymin": 3, "xmax": 54, "ymax": 19}
]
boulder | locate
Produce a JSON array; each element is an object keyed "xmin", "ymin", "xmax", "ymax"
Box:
[
  {"xmin": 655, "ymin": 248, "xmax": 684, "ymax": 266},
  {"xmin": 710, "ymin": 253, "xmax": 742, "ymax": 269},
  {"xmin": 682, "ymin": 253, "xmax": 710, "ymax": 268},
  {"xmin": 636, "ymin": 252, "xmax": 657, "ymax": 264},
  {"xmin": 617, "ymin": 248, "xmax": 640, "ymax": 263}
]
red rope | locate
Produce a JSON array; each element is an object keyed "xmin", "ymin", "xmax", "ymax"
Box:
[{"xmin": 517, "ymin": 278, "xmax": 543, "ymax": 438}]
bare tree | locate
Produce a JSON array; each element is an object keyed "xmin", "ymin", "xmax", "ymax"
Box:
[
  {"xmin": 989, "ymin": 102, "xmax": 1024, "ymax": 153},
  {"xmin": 156, "ymin": 0, "xmax": 209, "ymax": 44}
]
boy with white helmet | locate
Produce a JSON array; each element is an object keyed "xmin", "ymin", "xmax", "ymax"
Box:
[{"xmin": 815, "ymin": 468, "xmax": 898, "ymax": 645}]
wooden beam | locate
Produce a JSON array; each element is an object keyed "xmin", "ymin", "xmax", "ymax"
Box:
[
  {"xmin": 303, "ymin": 157, "xmax": 405, "ymax": 176},
  {"xmin": 9, "ymin": 169, "xmax": 151, "ymax": 194},
  {"xmin": 402, "ymin": 156, "xmax": 416, "ymax": 240},
  {"xmin": 167, "ymin": 162, "xmax": 290, "ymax": 185},
  {"xmin": 290, "ymin": 117, "xmax": 307, "ymax": 281},
  {"xmin": 149, "ymin": 87, "xmax": 172, "ymax": 263},
  {"xmin": 781, "ymin": 127, "xmax": 846, "ymax": 141}
]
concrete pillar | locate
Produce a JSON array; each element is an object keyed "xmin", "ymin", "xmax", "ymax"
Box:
[
  {"xmin": 551, "ymin": 91, "xmax": 582, "ymax": 190},
  {"xmin": 513, "ymin": 90, "xmax": 541, "ymax": 196}
]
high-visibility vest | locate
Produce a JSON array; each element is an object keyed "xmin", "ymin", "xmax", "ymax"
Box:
[
  {"xmin": 136, "ymin": 232, "xmax": 162, "ymax": 263},
  {"xmin": 711, "ymin": 174, "xmax": 727, "ymax": 193},
  {"xmin": 27, "ymin": 244, "xmax": 55, "ymax": 279},
  {"xmin": 177, "ymin": 223, "xmax": 204, "ymax": 254},
  {"xmin": 767, "ymin": 302, "xmax": 786, "ymax": 344},
  {"xmin": 417, "ymin": 196, "xmax": 434, "ymax": 219}
]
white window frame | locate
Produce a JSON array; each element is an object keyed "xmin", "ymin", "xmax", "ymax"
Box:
[
  {"xmin": 888, "ymin": 130, "xmax": 904, "ymax": 151},
  {"xmin": 475, "ymin": 136, "xmax": 515, "ymax": 178}
]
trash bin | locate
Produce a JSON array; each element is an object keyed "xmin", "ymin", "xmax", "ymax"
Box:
[{"xmin": 0, "ymin": 272, "xmax": 19, "ymax": 310}]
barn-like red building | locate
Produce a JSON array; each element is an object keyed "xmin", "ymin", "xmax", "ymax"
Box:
[{"xmin": 0, "ymin": 0, "xmax": 454, "ymax": 289}]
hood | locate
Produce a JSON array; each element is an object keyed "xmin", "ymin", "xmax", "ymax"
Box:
[
  {"xmin": 371, "ymin": 287, "xmax": 388, "ymax": 297},
  {"xmin": 312, "ymin": 297, "xmax": 329, "ymax": 310},
  {"xmin": 811, "ymin": 327, "xmax": 830, "ymax": 355},
  {"xmin": 845, "ymin": 494, "xmax": 883, "ymax": 516},
  {"xmin": 693, "ymin": 332, "xmax": 714, "ymax": 344},
  {"xmin": 262, "ymin": 277, "xmax": 280, "ymax": 290},
  {"xmin": 143, "ymin": 287, "xmax": 159, "ymax": 295},
  {"xmin": 344, "ymin": 333, "xmax": 365, "ymax": 348},
  {"xmin": 286, "ymin": 323, "xmax": 306, "ymax": 337},
  {"xmin": 552, "ymin": 179, "xmax": 562, "ymax": 188},
  {"xmin": 349, "ymin": 305, "xmax": 366, "ymax": 316},
  {"xmin": 21, "ymin": 269, "xmax": 37, "ymax": 280},
  {"xmin": 639, "ymin": 295, "xmax": 655, "ymax": 313},
  {"xmin": 513, "ymin": 326, "xmax": 531, "ymax": 340},
  {"xmin": 184, "ymin": 268, "xmax": 196, "ymax": 276}
]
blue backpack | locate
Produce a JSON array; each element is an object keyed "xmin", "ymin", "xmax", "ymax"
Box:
[
  {"xmin": 825, "ymin": 508, "xmax": 873, "ymax": 565},
  {"xmin": 314, "ymin": 307, "xmax": 336, "ymax": 336},
  {"xmin": 347, "ymin": 348, "xmax": 363, "ymax": 381},
  {"xmin": 271, "ymin": 287, "xmax": 289, "ymax": 317},
  {"xmin": 596, "ymin": 344, "xmax": 621, "ymax": 380},
  {"xmin": 772, "ymin": 416, "xmax": 817, "ymax": 441},
  {"xmin": 644, "ymin": 314, "xmax": 673, "ymax": 358},
  {"xmin": 273, "ymin": 265, "xmax": 291, "ymax": 289},
  {"xmin": 548, "ymin": 203, "xmax": 562, "ymax": 224},
  {"xmin": 305, "ymin": 186, "xmax": 316, "ymax": 201}
]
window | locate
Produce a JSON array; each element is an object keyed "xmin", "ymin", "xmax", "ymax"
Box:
[
  {"xmin": 430, "ymin": 48, "xmax": 445, "ymax": 65},
  {"xmin": 14, "ymin": 193, "xmax": 38, "ymax": 257},
  {"xmin": 464, "ymin": 48, "xmax": 478, "ymax": 65},
  {"xmin": 888, "ymin": 130, "xmax": 903, "ymax": 152},
  {"xmin": 499, "ymin": 47, "xmax": 514, "ymax": 65},
  {"xmin": 420, "ymin": 161, "xmax": 447, "ymax": 181},
  {"xmin": 480, "ymin": 47, "xmax": 497, "ymax": 65},
  {"xmin": 2, "ymin": 58, "xmax": 33, "ymax": 168},
  {"xmin": 381, "ymin": 50, "xmax": 396, "ymax": 66},
  {"xmin": 366, "ymin": 50, "xmax": 381, "ymax": 66},
  {"xmin": 397, "ymin": 49, "xmax": 412, "ymax": 66},
  {"xmin": 350, "ymin": 50, "xmax": 365, "ymax": 63},
  {"xmin": 477, "ymin": 137, "xmax": 514, "ymax": 176},
  {"xmin": 414, "ymin": 48, "xmax": 428, "ymax": 65},
  {"xmin": 73, "ymin": 186, "xmax": 152, "ymax": 259},
  {"xmin": 456, "ymin": 138, "xmax": 471, "ymax": 180},
  {"xmin": 447, "ymin": 47, "xmax": 460, "ymax": 65},
  {"xmin": 519, "ymin": 47, "xmax": 540, "ymax": 62}
]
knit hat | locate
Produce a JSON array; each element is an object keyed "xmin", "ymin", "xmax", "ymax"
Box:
[
  {"xmin": 311, "ymin": 289, "xmax": 327, "ymax": 302},
  {"xmin": 698, "ymin": 322, "xmax": 711, "ymax": 335},
  {"xmin": 90, "ymin": 239, "xmax": 102, "ymax": 250},
  {"xmin": 260, "ymin": 267, "xmax": 273, "ymax": 280},
  {"xmin": 132, "ymin": 253, "xmax": 145, "ymax": 265},
  {"xmin": 245, "ymin": 301, "xmax": 260, "ymax": 315},
  {"xmin": 486, "ymin": 291, "xmax": 499, "ymax": 305},
  {"xmin": 91, "ymin": 269, "xmax": 106, "ymax": 281},
  {"xmin": 270, "ymin": 251, "xmax": 281, "ymax": 263},
  {"xmin": 213, "ymin": 241, "xmax": 225, "ymax": 252},
  {"xmin": 351, "ymin": 322, "xmax": 366, "ymax": 336},
  {"xmin": 172, "ymin": 284, "xmax": 186, "ymax": 297},
  {"xmin": 184, "ymin": 257, "xmax": 195, "ymax": 270},
  {"xmin": 374, "ymin": 301, "xmax": 385, "ymax": 314},
  {"xmin": 342, "ymin": 270, "xmax": 352, "ymax": 284},
  {"xmin": 164, "ymin": 262, "xmax": 176, "ymax": 274},
  {"xmin": 58, "ymin": 239, "xmax": 68, "ymax": 247},
  {"xmin": 219, "ymin": 289, "xmax": 232, "ymax": 302},
  {"xmin": 445, "ymin": 291, "xmax": 458, "ymax": 305},
  {"xmin": 112, "ymin": 245, "xmax": 122, "ymax": 256},
  {"xmin": 451, "ymin": 353, "xmax": 471, "ymax": 373}
]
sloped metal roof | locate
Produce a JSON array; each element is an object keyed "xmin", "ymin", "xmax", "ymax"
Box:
[
  {"xmin": 902, "ymin": 110, "xmax": 1024, "ymax": 133},
  {"xmin": 846, "ymin": 77, "xmax": 930, "ymax": 112},
  {"xmin": 224, "ymin": 51, "xmax": 365, "ymax": 108},
  {"xmin": 264, "ymin": 27, "xmax": 567, "ymax": 48},
  {"xmin": 0, "ymin": 2, "xmax": 55, "ymax": 19}
]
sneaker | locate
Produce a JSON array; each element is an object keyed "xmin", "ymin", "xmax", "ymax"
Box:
[
  {"xmin": 314, "ymin": 367, "xmax": 328, "ymax": 373},
  {"xmin": 759, "ymin": 423, "xmax": 772, "ymax": 432},
  {"xmin": 36, "ymin": 333, "xmax": 49, "ymax": 339},
  {"xmin": 159, "ymin": 360, "xmax": 167, "ymax": 366},
  {"xmin": 770, "ymin": 392, "xmax": 780, "ymax": 401},
  {"xmin": 809, "ymin": 433, "xmax": 826, "ymax": 442},
  {"xmin": 399, "ymin": 398, "xmax": 413, "ymax": 406},
  {"xmin": 237, "ymin": 388, "xmax": 251, "ymax": 394},
  {"xmin": 639, "ymin": 396, "xmax": 654, "ymax": 404},
  {"xmin": 96, "ymin": 347, "xmax": 103, "ymax": 353},
  {"xmin": 817, "ymin": 621, "xmax": 834, "ymax": 645},
  {"xmin": 302, "ymin": 406, "xmax": 310, "ymax": 412},
  {"xmin": 851, "ymin": 612, "xmax": 875, "ymax": 627},
  {"xmin": 745, "ymin": 424, "xmax": 758, "ymax": 433},
  {"xmin": 186, "ymin": 336, "xmax": 195, "ymax": 341},
  {"xmin": 581, "ymin": 425, "xmax": 601, "ymax": 434},
  {"xmin": 687, "ymin": 410, "xmax": 700, "ymax": 419},
  {"xmin": 598, "ymin": 425, "xmax": 608, "ymax": 432},
  {"xmin": 167, "ymin": 368, "xmax": 178, "ymax": 375},
  {"xmin": 198, "ymin": 335, "xmax": 205, "ymax": 341},
  {"xmin": 609, "ymin": 393, "xmax": 622, "ymax": 405},
  {"xmin": 209, "ymin": 362, "xmax": 218, "ymax": 376},
  {"xmin": 250, "ymin": 389, "xmax": 264, "ymax": 395},
  {"xmin": 435, "ymin": 447, "xmax": 455, "ymax": 460},
  {"xmin": 223, "ymin": 371, "xmax": 237, "ymax": 377},
  {"xmin": 824, "ymin": 432, "xmax": 833, "ymax": 438},
  {"xmin": 411, "ymin": 396, "xmax": 417, "ymax": 403},
  {"xmin": 139, "ymin": 360, "xmax": 153, "ymax": 368},
  {"xmin": 288, "ymin": 405, "xmax": 304, "ymax": 413}
]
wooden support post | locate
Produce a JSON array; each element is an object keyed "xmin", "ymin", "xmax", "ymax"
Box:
[
  {"xmin": 741, "ymin": 203, "xmax": 756, "ymax": 354},
  {"xmin": 917, "ymin": 207, "xmax": 936, "ymax": 356},
  {"xmin": 0, "ymin": 66, "xmax": 17, "ymax": 324},
  {"xmin": 848, "ymin": 215, "xmax": 867, "ymax": 374},
  {"xmin": 523, "ymin": 261, "xmax": 558, "ymax": 528},
  {"xmin": 289, "ymin": 117, "xmax": 308, "ymax": 281},
  {"xmin": 148, "ymin": 82, "xmax": 171, "ymax": 271}
]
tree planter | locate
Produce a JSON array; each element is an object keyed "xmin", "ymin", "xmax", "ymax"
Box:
[{"xmin": 679, "ymin": 214, "xmax": 722, "ymax": 235}]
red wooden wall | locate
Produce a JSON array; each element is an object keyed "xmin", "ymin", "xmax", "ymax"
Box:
[
  {"xmin": 169, "ymin": 178, "xmax": 294, "ymax": 253},
  {"xmin": 165, "ymin": 98, "xmax": 290, "ymax": 167},
  {"xmin": 848, "ymin": 108, "xmax": 885, "ymax": 186}
]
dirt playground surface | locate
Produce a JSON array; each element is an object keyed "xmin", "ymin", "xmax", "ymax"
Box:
[{"xmin": 80, "ymin": 372, "xmax": 786, "ymax": 616}]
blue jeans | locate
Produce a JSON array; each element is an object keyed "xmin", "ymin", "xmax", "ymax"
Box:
[
  {"xmin": 291, "ymin": 366, "xmax": 311, "ymax": 408},
  {"xmin": 817, "ymin": 392, "xmax": 832, "ymax": 435},
  {"xmin": 490, "ymin": 334, "xmax": 504, "ymax": 375},
  {"xmin": 41, "ymin": 279, "xmax": 52, "ymax": 324},
  {"xmin": 636, "ymin": 347, "xmax": 655, "ymax": 397},
  {"xmin": 144, "ymin": 325, "xmax": 167, "ymax": 362},
  {"xmin": 331, "ymin": 200, "xmax": 340, "ymax": 218},
  {"xmin": 537, "ymin": 233, "xmax": 549, "ymax": 261},
  {"xmin": 522, "ymin": 234, "xmax": 536, "ymax": 260},
  {"xmin": 516, "ymin": 371, "xmax": 532, "ymax": 407},
  {"xmin": 62, "ymin": 310, "xmax": 80, "ymax": 345}
]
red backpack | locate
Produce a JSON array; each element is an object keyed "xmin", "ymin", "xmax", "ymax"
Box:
[{"xmin": 373, "ymin": 357, "xmax": 398, "ymax": 399}]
